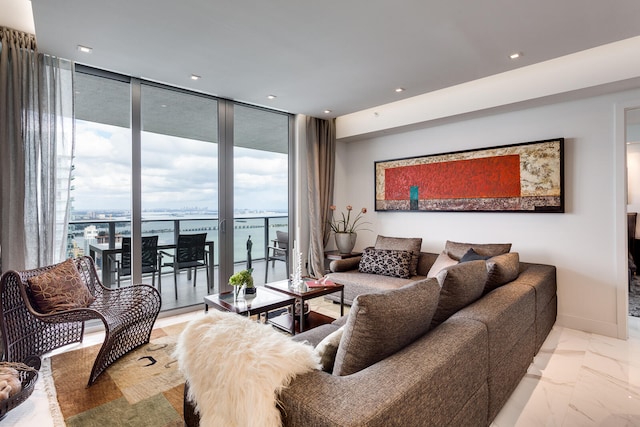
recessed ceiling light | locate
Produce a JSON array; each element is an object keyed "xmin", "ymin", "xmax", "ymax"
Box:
[
  {"xmin": 509, "ymin": 52, "xmax": 522, "ymax": 60},
  {"xmin": 324, "ymin": 110, "xmax": 332, "ymax": 114},
  {"xmin": 190, "ymin": 74, "xmax": 201, "ymax": 80},
  {"xmin": 395, "ymin": 88, "xmax": 405, "ymax": 93},
  {"xmin": 267, "ymin": 95, "xmax": 277, "ymax": 100},
  {"xmin": 77, "ymin": 45, "xmax": 93, "ymax": 53}
]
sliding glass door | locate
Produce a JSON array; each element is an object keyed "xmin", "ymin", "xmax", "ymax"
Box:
[
  {"xmin": 233, "ymin": 105, "xmax": 290, "ymax": 284},
  {"xmin": 70, "ymin": 66, "xmax": 292, "ymax": 311},
  {"xmin": 141, "ymin": 84, "xmax": 219, "ymax": 308}
]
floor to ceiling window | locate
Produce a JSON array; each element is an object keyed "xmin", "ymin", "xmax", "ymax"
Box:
[
  {"xmin": 69, "ymin": 66, "xmax": 292, "ymax": 311},
  {"xmin": 233, "ymin": 105, "xmax": 290, "ymax": 284}
]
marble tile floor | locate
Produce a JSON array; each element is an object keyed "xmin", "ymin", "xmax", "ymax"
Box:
[{"xmin": 5, "ymin": 306, "xmax": 640, "ymax": 426}]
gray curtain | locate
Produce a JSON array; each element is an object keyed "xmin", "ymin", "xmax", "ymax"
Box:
[
  {"xmin": 0, "ymin": 26, "xmax": 75, "ymax": 271},
  {"xmin": 306, "ymin": 116, "xmax": 336, "ymax": 277}
]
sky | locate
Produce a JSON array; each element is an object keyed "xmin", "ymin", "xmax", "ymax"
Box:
[{"xmin": 72, "ymin": 120, "xmax": 288, "ymax": 213}]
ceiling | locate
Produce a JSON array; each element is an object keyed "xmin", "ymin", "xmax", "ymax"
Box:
[{"xmin": 8, "ymin": 1, "xmax": 640, "ymax": 119}]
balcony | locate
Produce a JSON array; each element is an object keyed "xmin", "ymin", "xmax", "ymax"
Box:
[{"xmin": 68, "ymin": 215, "xmax": 289, "ymax": 312}]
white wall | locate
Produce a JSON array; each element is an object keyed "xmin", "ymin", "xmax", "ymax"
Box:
[{"xmin": 334, "ymin": 88, "xmax": 640, "ymax": 338}]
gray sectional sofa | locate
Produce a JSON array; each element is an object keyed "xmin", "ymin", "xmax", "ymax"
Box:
[
  {"xmin": 184, "ymin": 239, "xmax": 557, "ymax": 427},
  {"xmin": 279, "ymin": 241, "xmax": 556, "ymax": 426}
]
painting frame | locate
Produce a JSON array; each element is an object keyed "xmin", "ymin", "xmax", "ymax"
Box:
[{"xmin": 374, "ymin": 138, "xmax": 564, "ymax": 213}]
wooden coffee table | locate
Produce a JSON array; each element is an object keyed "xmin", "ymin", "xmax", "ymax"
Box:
[
  {"xmin": 203, "ymin": 287, "xmax": 296, "ymax": 334},
  {"xmin": 265, "ymin": 279, "xmax": 344, "ymax": 333}
]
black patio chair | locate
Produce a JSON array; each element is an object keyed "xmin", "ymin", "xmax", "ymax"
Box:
[
  {"xmin": 116, "ymin": 236, "xmax": 159, "ymax": 287},
  {"xmin": 159, "ymin": 233, "xmax": 210, "ymax": 299}
]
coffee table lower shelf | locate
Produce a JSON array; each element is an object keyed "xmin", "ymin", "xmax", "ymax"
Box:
[{"xmin": 269, "ymin": 310, "xmax": 335, "ymax": 334}]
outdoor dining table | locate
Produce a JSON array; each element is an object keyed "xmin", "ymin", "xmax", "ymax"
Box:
[{"xmin": 89, "ymin": 241, "xmax": 214, "ymax": 289}]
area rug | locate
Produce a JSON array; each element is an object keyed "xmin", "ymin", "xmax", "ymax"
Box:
[
  {"xmin": 630, "ymin": 275, "xmax": 640, "ymax": 317},
  {"xmin": 44, "ymin": 322, "xmax": 188, "ymax": 427}
]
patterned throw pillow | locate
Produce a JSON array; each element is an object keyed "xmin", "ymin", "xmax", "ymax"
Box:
[
  {"xmin": 374, "ymin": 236, "xmax": 422, "ymax": 276},
  {"xmin": 358, "ymin": 248, "xmax": 413, "ymax": 279},
  {"xmin": 28, "ymin": 258, "xmax": 95, "ymax": 314}
]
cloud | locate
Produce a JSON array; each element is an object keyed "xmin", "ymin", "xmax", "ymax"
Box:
[{"xmin": 71, "ymin": 122, "xmax": 288, "ymax": 213}]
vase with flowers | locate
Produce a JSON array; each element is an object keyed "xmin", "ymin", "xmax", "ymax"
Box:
[{"xmin": 328, "ymin": 205, "xmax": 371, "ymax": 254}]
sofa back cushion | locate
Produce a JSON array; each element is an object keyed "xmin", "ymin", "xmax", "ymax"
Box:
[
  {"xmin": 431, "ymin": 260, "xmax": 488, "ymax": 328},
  {"xmin": 374, "ymin": 235, "xmax": 422, "ymax": 276},
  {"xmin": 333, "ymin": 277, "xmax": 441, "ymax": 376},
  {"xmin": 485, "ymin": 252, "xmax": 520, "ymax": 294},
  {"xmin": 444, "ymin": 240, "xmax": 512, "ymax": 261},
  {"xmin": 358, "ymin": 247, "xmax": 413, "ymax": 279}
]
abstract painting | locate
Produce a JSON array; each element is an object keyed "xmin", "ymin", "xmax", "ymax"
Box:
[{"xmin": 375, "ymin": 138, "xmax": 564, "ymax": 212}]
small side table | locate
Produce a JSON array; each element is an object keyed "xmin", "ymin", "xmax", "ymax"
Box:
[
  {"xmin": 203, "ymin": 287, "xmax": 296, "ymax": 334},
  {"xmin": 324, "ymin": 250, "xmax": 362, "ymax": 260},
  {"xmin": 265, "ymin": 279, "xmax": 344, "ymax": 333}
]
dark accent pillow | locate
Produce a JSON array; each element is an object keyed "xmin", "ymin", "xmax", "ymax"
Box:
[
  {"xmin": 485, "ymin": 252, "xmax": 520, "ymax": 293},
  {"xmin": 374, "ymin": 235, "xmax": 422, "ymax": 276},
  {"xmin": 431, "ymin": 260, "xmax": 488, "ymax": 328},
  {"xmin": 28, "ymin": 258, "xmax": 95, "ymax": 314},
  {"xmin": 358, "ymin": 247, "xmax": 413, "ymax": 279},
  {"xmin": 333, "ymin": 277, "xmax": 441, "ymax": 376},
  {"xmin": 459, "ymin": 248, "xmax": 491, "ymax": 263},
  {"xmin": 444, "ymin": 240, "xmax": 512, "ymax": 261}
]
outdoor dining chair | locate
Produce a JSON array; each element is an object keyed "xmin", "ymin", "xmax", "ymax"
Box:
[
  {"xmin": 159, "ymin": 233, "xmax": 210, "ymax": 299},
  {"xmin": 116, "ymin": 236, "xmax": 159, "ymax": 287}
]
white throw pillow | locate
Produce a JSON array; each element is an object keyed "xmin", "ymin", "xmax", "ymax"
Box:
[{"xmin": 315, "ymin": 326, "xmax": 344, "ymax": 372}]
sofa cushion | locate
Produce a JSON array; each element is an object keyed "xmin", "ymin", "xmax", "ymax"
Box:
[
  {"xmin": 333, "ymin": 277, "xmax": 441, "ymax": 376},
  {"xmin": 431, "ymin": 260, "xmax": 488, "ymax": 328},
  {"xmin": 28, "ymin": 258, "xmax": 95, "ymax": 314},
  {"xmin": 315, "ymin": 326, "xmax": 344, "ymax": 372},
  {"xmin": 427, "ymin": 251, "xmax": 458, "ymax": 278},
  {"xmin": 358, "ymin": 247, "xmax": 413, "ymax": 279},
  {"xmin": 375, "ymin": 235, "xmax": 422, "ymax": 276},
  {"xmin": 445, "ymin": 240, "xmax": 512, "ymax": 261},
  {"xmin": 485, "ymin": 252, "xmax": 520, "ymax": 293}
]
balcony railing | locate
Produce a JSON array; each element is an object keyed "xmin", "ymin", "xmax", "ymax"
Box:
[{"xmin": 67, "ymin": 215, "xmax": 289, "ymax": 311}]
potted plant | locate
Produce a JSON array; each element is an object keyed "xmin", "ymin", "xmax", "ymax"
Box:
[
  {"xmin": 229, "ymin": 268, "xmax": 255, "ymax": 296},
  {"xmin": 328, "ymin": 205, "xmax": 371, "ymax": 254}
]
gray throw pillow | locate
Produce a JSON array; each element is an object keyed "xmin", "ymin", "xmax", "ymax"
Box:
[
  {"xmin": 358, "ymin": 247, "xmax": 413, "ymax": 279},
  {"xmin": 333, "ymin": 277, "xmax": 441, "ymax": 376},
  {"xmin": 375, "ymin": 235, "xmax": 422, "ymax": 276},
  {"xmin": 444, "ymin": 240, "xmax": 512, "ymax": 261},
  {"xmin": 485, "ymin": 252, "xmax": 520, "ymax": 293},
  {"xmin": 431, "ymin": 260, "xmax": 488, "ymax": 328}
]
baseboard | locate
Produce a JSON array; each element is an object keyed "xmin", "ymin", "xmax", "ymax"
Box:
[{"xmin": 556, "ymin": 314, "xmax": 619, "ymax": 338}]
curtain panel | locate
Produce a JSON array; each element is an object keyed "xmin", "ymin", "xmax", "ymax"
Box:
[
  {"xmin": 0, "ymin": 26, "xmax": 74, "ymax": 271},
  {"xmin": 305, "ymin": 116, "xmax": 336, "ymax": 277}
]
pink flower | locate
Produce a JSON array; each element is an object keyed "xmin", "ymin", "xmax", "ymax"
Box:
[{"xmin": 328, "ymin": 204, "xmax": 371, "ymax": 233}]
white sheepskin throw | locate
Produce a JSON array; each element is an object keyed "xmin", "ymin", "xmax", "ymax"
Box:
[{"xmin": 174, "ymin": 311, "xmax": 320, "ymax": 427}]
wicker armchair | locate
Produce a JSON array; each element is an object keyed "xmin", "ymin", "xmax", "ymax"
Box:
[{"xmin": 0, "ymin": 256, "xmax": 161, "ymax": 386}]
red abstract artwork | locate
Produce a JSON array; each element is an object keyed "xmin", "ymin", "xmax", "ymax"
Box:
[
  {"xmin": 384, "ymin": 155, "xmax": 521, "ymax": 200},
  {"xmin": 375, "ymin": 138, "xmax": 564, "ymax": 212}
]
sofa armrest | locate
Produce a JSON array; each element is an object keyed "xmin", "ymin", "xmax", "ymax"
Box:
[{"xmin": 329, "ymin": 256, "xmax": 361, "ymax": 272}]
